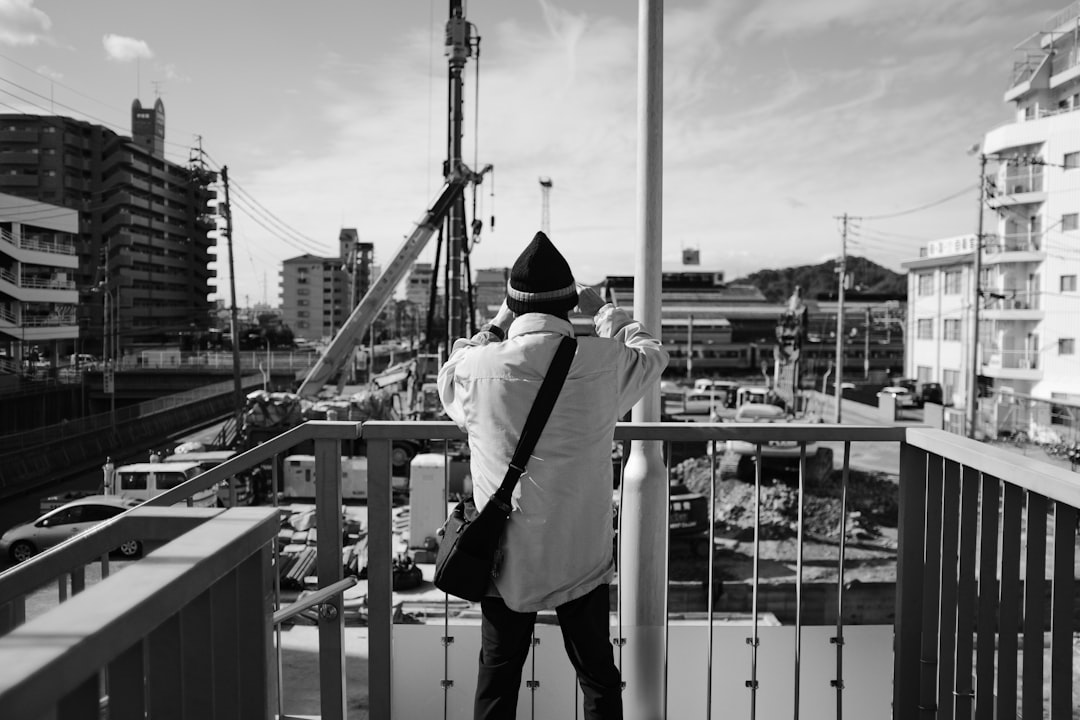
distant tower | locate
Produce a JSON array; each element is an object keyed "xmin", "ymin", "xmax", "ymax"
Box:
[
  {"xmin": 539, "ymin": 177, "xmax": 552, "ymax": 234},
  {"xmin": 131, "ymin": 98, "xmax": 165, "ymax": 158}
]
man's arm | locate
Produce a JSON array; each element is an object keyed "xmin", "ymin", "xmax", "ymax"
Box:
[
  {"xmin": 578, "ymin": 286, "xmax": 668, "ymax": 415},
  {"xmin": 437, "ymin": 301, "xmax": 516, "ymax": 426}
]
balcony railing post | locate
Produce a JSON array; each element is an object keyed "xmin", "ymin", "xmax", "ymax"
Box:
[
  {"xmin": 314, "ymin": 435, "xmax": 346, "ymax": 720},
  {"xmin": 894, "ymin": 442, "xmax": 928, "ymax": 718},
  {"xmin": 366, "ymin": 435, "xmax": 394, "ymax": 720},
  {"xmin": 919, "ymin": 455, "xmax": 943, "ymax": 717}
]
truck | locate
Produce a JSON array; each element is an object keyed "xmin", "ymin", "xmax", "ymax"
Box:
[{"xmin": 281, "ymin": 454, "xmax": 408, "ymax": 501}]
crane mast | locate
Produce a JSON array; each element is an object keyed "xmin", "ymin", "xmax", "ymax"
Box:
[{"xmin": 296, "ymin": 1, "xmax": 488, "ymax": 397}]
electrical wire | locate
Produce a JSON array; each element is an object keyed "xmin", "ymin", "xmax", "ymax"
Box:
[{"xmin": 858, "ymin": 184, "xmax": 978, "ymax": 221}]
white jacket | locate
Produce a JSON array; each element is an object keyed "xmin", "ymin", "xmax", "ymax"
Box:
[{"xmin": 438, "ymin": 306, "xmax": 668, "ymax": 612}]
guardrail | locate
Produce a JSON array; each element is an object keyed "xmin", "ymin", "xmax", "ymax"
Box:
[{"xmin": 0, "ymin": 420, "xmax": 1076, "ymax": 719}]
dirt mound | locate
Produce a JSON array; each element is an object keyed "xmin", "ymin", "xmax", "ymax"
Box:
[{"xmin": 672, "ymin": 456, "xmax": 898, "ymax": 541}]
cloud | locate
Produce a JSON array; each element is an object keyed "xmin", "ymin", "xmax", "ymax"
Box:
[
  {"xmin": 0, "ymin": 0, "xmax": 51, "ymax": 46},
  {"xmin": 103, "ymin": 34, "xmax": 153, "ymax": 62},
  {"xmin": 34, "ymin": 64, "xmax": 62, "ymax": 81}
]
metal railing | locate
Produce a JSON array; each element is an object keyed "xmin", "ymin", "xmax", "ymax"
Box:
[
  {"xmin": 0, "ymin": 419, "xmax": 1076, "ymax": 719},
  {"xmin": 0, "ymin": 506, "xmax": 278, "ymax": 718},
  {"xmin": 982, "ymin": 232, "xmax": 1044, "ymax": 254}
]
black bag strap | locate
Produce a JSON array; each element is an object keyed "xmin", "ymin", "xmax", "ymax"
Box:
[{"xmin": 487, "ymin": 336, "xmax": 577, "ymax": 515}]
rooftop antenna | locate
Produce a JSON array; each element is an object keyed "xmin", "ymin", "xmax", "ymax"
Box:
[{"xmin": 539, "ymin": 177, "xmax": 552, "ymax": 234}]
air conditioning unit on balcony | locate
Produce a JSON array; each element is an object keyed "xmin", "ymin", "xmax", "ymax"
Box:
[
  {"xmin": 1012, "ymin": 300, "xmax": 1028, "ymax": 310},
  {"xmin": 1012, "ymin": 184, "xmax": 1027, "ymax": 194}
]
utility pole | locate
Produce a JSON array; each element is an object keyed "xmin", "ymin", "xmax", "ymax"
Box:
[
  {"xmin": 539, "ymin": 177, "xmax": 553, "ymax": 234},
  {"xmin": 833, "ymin": 213, "xmax": 848, "ymax": 423},
  {"xmin": 864, "ymin": 306, "xmax": 871, "ymax": 379},
  {"xmin": 221, "ymin": 166, "xmax": 243, "ymax": 430},
  {"xmin": 967, "ymin": 153, "xmax": 988, "ymax": 439},
  {"xmin": 686, "ymin": 313, "xmax": 693, "ymax": 378}
]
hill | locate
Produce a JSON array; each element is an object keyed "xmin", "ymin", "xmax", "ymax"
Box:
[{"xmin": 730, "ymin": 256, "xmax": 905, "ymax": 303}]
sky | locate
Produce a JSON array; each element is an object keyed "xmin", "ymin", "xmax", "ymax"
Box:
[{"xmin": 0, "ymin": 0, "xmax": 1071, "ymax": 306}]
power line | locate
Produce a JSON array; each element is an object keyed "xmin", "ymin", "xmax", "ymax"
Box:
[{"xmin": 859, "ymin": 185, "xmax": 977, "ymax": 221}]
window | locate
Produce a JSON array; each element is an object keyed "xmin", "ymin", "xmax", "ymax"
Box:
[
  {"xmin": 1063, "ymin": 214, "xmax": 1078, "ymax": 232},
  {"xmin": 916, "ymin": 319, "xmax": 933, "ymax": 339},
  {"xmin": 944, "ymin": 319, "xmax": 962, "ymax": 341},
  {"xmin": 943, "ymin": 270, "xmax": 962, "ymax": 295},
  {"xmin": 916, "ymin": 366, "xmax": 933, "ymax": 383},
  {"xmin": 119, "ymin": 472, "xmax": 148, "ymax": 490},
  {"xmin": 157, "ymin": 471, "xmax": 191, "ymax": 490},
  {"xmin": 942, "ymin": 369, "xmax": 960, "ymax": 402},
  {"xmin": 43, "ymin": 507, "xmax": 86, "ymax": 526},
  {"xmin": 917, "ymin": 273, "xmax": 934, "ymax": 296},
  {"xmin": 1060, "ymin": 338, "xmax": 1076, "ymax": 355},
  {"xmin": 1065, "ymin": 152, "xmax": 1079, "ymax": 170},
  {"xmin": 81, "ymin": 505, "xmax": 125, "ymax": 521},
  {"xmin": 1061, "ymin": 275, "xmax": 1077, "ymax": 292}
]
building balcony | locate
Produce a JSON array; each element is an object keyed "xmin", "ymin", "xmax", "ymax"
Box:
[
  {"xmin": 983, "ymin": 349, "xmax": 1046, "ymax": 382},
  {"xmin": 0, "ymin": 420, "xmax": 1076, "ymax": 719},
  {"xmin": 981, "ymin": 232, "xmax": 1046, "ymax": 263},
  {"xmin": 981, "ymin": 290, "xmax": 1044, "ymax": 321}
]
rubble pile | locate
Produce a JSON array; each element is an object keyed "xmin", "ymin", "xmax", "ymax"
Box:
[{"xmin": 673, "ymin": 456, "xmax": 899, "ymax": 541}]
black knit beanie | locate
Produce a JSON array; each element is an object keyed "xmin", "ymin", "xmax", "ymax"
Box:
[{"xmin": 506, "ymin": 231, "xmax": 578, "ymax": 316}]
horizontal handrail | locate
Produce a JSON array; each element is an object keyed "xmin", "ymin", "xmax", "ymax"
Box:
[
  {"xmin": 360, "ymin": 419, "xmax": 907, "ymax": 444},
  {"xmin": 0, "ymin": 507, "xmax": 219, "ymax": 607},
  {"xmin": 146, "ymin": 420, "xmax": 362, "ymax": 507},
  {"xmin": 905, "ymin": 427, "xmax": 1080, "ymax": 507},
  {"xmin": 0, "ymin": 507, "xmax": 278, "ymax": 719},
  {"xmin": 273, "ymin": 577, "xmax": 358, "ymax": 625}
]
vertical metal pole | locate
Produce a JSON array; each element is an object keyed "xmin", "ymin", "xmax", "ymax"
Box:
[
  {"xmin": 833, "ymin": 214, "xmax": 847, "ymax": 423},
  {"xmin": 314, "ymin": 436, "xmax": 346, "ymax": 720},
  {"xmin": 967, "ymin": 154, "xmax": 987, "ymax": 439},
  {"xmin": 619, "ymin": 0, "xmax": 666, "ymax": 717}
]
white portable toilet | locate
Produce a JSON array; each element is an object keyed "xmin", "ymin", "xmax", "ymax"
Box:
[{"xmin": 408, "ymin": 453, "xmax": 455, "ymax": 552}]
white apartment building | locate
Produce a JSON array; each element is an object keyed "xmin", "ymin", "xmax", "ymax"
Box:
[
  {"xmin": 0, "ymin": 192, "xmax": 79, "ymax": 373},
  {"xmin": 906, "ymin": 3, "xmax": 1080, "ymax": 435},
  {"xmin": 903, "ymin": 235, "xmax": 978, "ymax": 409},
  {"xmin": 984, "ymin": 4, "xmax": 1080, "ymax": 402}
]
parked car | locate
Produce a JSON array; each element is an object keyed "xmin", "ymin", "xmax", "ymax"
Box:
[
  {"xmin": 0, "ymin": 495, "xmax": 141, "ymax": 563},
  {"xmin": 877, "ymin": 386, "xmax": 917, "ymax": 408},
  {"xmin": 919, "ymin": 382, "xmax": 945, "ymax": 406}
]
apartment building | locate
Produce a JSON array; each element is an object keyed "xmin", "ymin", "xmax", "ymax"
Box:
[
  {"xmin": 905, "ymin": 2, "xmax": 1080, "ymax": 434},
  {"xmin": 0, "ymin": 193, "xmax": 79, "ymax": 373},
  {"xmin": 983, "ymin": 3, "xmax": 1080, "ymax": 404},
  {"xmin": 903, "ymin": 235, "xmax": 978, "ymax": 407},
  {"xmin": 0, "ymin": 101, "xmax": 216, "ymax": 358}
]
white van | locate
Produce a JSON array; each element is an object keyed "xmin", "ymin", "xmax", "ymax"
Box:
[
  {"xmin": 104, "ymin": 461, "xmax": 219, "ymax": 508},
  {"xmin": 282, "ymin": 455, "xmax": 407, "ymax": 500},
  {"xmin": 164, "ymin": 450, "xmax": 252, "ymax": 506}
]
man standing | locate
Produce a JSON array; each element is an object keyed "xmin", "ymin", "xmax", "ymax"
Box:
[{"xmin": 438, "ymin": 231, "xmax": 668, "ymax": 719}]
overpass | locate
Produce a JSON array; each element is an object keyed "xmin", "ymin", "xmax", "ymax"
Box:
[{"xmin": 0, "ymin": 374, "xmax": 265, "ymax": 502}]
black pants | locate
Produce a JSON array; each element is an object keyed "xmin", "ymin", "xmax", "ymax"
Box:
[{"xmin": 475, "ymin": 583, "xmax": 622, "ymax": 720}]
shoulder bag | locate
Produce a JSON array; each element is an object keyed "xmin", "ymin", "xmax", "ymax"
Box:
[{"xmin": 433, "ymin": 336, "xmax": 577, "ymax": 601}]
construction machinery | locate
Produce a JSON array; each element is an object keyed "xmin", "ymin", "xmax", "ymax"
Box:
[
  {"xmin": 226, "ymin": 1, "xmax": 489, "ymax": 475},
  {"xmin": 716, "ymin": 286, "xmax": 834, "ymax": 483}
]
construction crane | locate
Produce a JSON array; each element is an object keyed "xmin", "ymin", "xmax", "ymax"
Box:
[
  {"xmin": 296, "ymin": 0, "xmax": 489, "ymax": 398},
  {"xmin": 539, "ymin": 177, "xmax": 553, "ymax": 234}
]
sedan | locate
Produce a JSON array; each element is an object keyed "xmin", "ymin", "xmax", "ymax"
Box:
[
  {"xmin": 0, "ymin": 495, "xmax": 141, "ymax": 563},
  {"xmin": 877, "ymin": 386, "xmax": 918, "ymax": 408}
]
